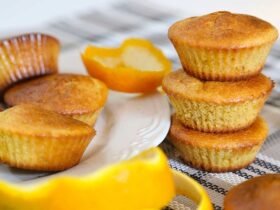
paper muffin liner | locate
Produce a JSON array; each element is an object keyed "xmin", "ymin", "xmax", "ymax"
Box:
[
  {"xmin": 168, "ymin": 95, "xmax": 267, "ymax": 133},
  {"xmin": 172, "ymin": 41, "xmax": 273, "ymax": 81},
  {"xmin": 170, "ymin": 139, "xmax": 262, "ymax": 172},
  {"xmin": 0, "ymin": 33, "xmax": 60, "ymax": 93},
  {"xmin": 0, "ymin": 131, "xmax": 93, "ymax": 171},
  {"xmin": 71, "ymin": 108, "xmax": 102, "ymax": 126}
]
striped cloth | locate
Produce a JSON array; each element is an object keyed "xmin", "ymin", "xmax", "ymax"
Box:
[{"xmin": 11, "ymin": 1, "xmax": 280, "ymax": 209}]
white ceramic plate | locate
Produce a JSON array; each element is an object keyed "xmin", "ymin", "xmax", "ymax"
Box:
[
  {"xmin": 0, "ymin": 90, "xmax": 170, "ymax": 185},
  {"xmin": 0, "ymin": 49, "xmax": 171, "ymax": 185}
]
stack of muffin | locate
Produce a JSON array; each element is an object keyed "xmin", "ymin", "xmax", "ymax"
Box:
[{"xmin": 163, "ymin": 11, "xmax": 278, "ymax": 172}]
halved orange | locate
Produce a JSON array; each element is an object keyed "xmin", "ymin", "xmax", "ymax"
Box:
[
  {"xmin": 0, "ymin": 148, "xmax": 175, "ymax": 210},
  {"xmin": 81, "ymin": 38, "xmax": 172, "ymax": 93}
]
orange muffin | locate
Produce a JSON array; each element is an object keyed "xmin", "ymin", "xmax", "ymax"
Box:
[
  {"xmin": 0, "ymin": 33, "xmax": 60, "ymax": 94},
  {"xmin": 0, "ymin": 104, "xmax": 95, "ymax": 171},
  {"xmin": 168, "ymin": 11, "xmax": 278, "ymax": 81},
  {"xmin": 162, "ymin": 70, "xmax": 273, "ymax": 133},
  {"xmin": 168, "ymin": 115, "xmax": 268, "ymax": 172},
  {"xmin": 224, "ymin": 174, "xmax": 280, "ymax": 210},
  {"xmin": 4, "ymin": 74, "xmax": 108, "ymax": 126}
]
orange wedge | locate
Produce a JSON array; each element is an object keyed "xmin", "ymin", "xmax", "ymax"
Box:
[
  {"xmin": 0, "ymin": 148, "xmax": 175, "ymax": 210},
  {"xmin": 81, "ymin": 38, "xmax": 172, "ymax": 93}
]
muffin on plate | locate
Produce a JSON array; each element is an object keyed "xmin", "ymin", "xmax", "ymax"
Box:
[
  {"xmin": 168, "ymin": 115, "xmax": 268, "ymax": 172},
  {"xmin": 224, "ymin": 174, "xmax": 280, "ymax": 210},
  {"xmin": 162, "ymin": 70, "xmax": 273, "ymax": 133},
  {"xmin": 168, "ymin": 11, "xmax": 278, "ymax": 81},
  {"xmin": 0, "ymin": 104, "xmax": 95, "ymax": 171},
  {"xmin": 4, "ymin": 74, "xmax": 108, "ymax": 126},
  {"xmin": 0, "ymin": 33, "xmax": 60, "ymax": 94}
]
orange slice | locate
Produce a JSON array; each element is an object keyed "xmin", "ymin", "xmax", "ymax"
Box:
[{"xmin": 81, "ymin": 38, "xmax": 172, "ymax": 93}]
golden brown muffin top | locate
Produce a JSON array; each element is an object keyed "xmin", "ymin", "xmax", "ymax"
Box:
[
  {"xmin": 162, "ymin": 70, "xmax": 273, "ymax": 104},
  {"xmin": 168, "ymin": 115, "xmax": 268, "ymax": 149},
  {"xmin": 168, "ymin": 11, "xmax": 278, "ymax": 49},
  {"xmin": 4, "ymin": 74, "xmax": 108, "ymax": 115},
  {"xmin": 0, "ymin": 104, "xmax": 95, "ymax": 137},
  {"xmin": 224, "ymin": 174, "xmax": 280, "ymax": 210}
]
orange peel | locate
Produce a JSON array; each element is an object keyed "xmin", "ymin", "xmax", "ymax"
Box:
[
  {"xmin": 81, "ymin": 38, "xmax": 172, "ymax": 93},
  {"xmin": 172, "ymin": 170, "xmax": 213, "ymax": 210}
]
